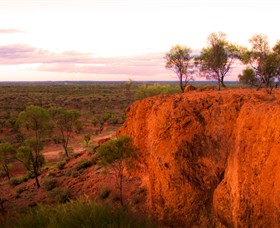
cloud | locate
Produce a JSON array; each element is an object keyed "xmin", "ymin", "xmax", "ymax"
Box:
[
  {"xmin": 0, "ymin": 44, "xmax": 94, "ymax": 65},
  {"xmin": 0, "ymin": 29, "xmax": 24, "ymax": 34},
  {"xmin": 37, "ymin": 52, "xmax": 168, "ymax": 77},
  {"xmin": 0, "ymin": 43, "xmax": 242, "ymax": 80}
]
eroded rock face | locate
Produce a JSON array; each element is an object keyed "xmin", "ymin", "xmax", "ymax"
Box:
[{"xmin": 118, "ymin": 89, "xmax": 280, "ymax": 227}]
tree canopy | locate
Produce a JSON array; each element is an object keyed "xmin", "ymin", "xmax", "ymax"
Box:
[
  {"xmin": 49, "ymin": 107, "xmax": 80, "ymax": 157},
  {"xmin": 0, "ymin": 142, "xmax": 15, "ymax": 180},
  {"xmin": 165, "ymin": 44, "xmax": 193, "ymax": 92},
  {"xmin": 195, "ymin": 32, "xmax": 238, "ymax": 90},
  {"xmin": 239, "ymin": 34, "xmax": 280, "ymax": 93},
  {"xmin": 17, "ymin": 105, "xmax": 50, "ymax": 188},
  {"xmin": 97, "ymin": 136, "xmax": 138, "ymax": 205}
]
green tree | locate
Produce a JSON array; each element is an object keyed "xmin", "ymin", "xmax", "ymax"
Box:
[
  {"xmin": 17, "ymin": 105, "xmax": 50, "ymax": 188},
  {"xmin": 239, "ymin": 34, "xmax": 280, "ymax": 93},
  {"xmin": 238, "ymin": 68, "xmax": 258, "ymax": 86},
  {"xmin": 0, "ymin": 142, "xmax": 15, "ymax": 180},
  {"xmin": 165, "ymin": 44, "xmax": 193, "ymax": 92},
  {"xmin": 49, "ymin": 107, "xmax": 80, "ymax": 157},
  {"xmin": 124, "ymin": 79, "xmax": 135, "ymax": 102},
  {"xmin": 84, "ymin": 134, "xmax": 91, "ymax": 147},
  {"xmin": 97, "ymin": 136, "xmax": 138, "ymax": 206},
  {"xmin": 272, "ymin": 40, "xmax": 280, "ymax": 87},
  {"xmin": 196, "ymin": 32, "xmax": 237, "ymax": 90}
]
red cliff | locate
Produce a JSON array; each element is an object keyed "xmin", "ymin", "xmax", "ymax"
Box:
[{"xmin": 118, "ymin": 89, "xmax": 280, "ymax": 227}]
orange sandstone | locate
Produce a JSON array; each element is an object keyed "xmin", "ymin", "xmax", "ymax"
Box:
[{"xmin": 118, "ymin": 89, "xmax": 280, "ymax": 227}]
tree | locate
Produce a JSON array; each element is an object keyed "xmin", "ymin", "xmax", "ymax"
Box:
[
  {"xmin": 196, "ymin": 32, "xmax": 237, "ymax": 90},
  {"xmin": 272, "ymin": 40, "xmax": 280, "ymax": 87},
  {"xmin": 97, "ymin": 136, "xmax": 138, "ymax": 206},
  {"xmin": 238, "ymin": 68, "xmax": 258, "ymax": 86},
  {"xmin": 17, "ymin": 105, "xmax": 50, "ymax": 188},
  {"xmin": 17, "ymin": 142, "xmax": 45, "ymax": 186},
  {"xmin": 165, "ymin": 44, "xmax": 193, "ymax": 92},
  {"xmin": 84, "ymin": 134, "xmax": 91, "ymax": 147},
  {"xmin": 0, "ymin": 142, "xmax": 15, "ymax": 180},
  {"xmin": 239, "ymin": 34, "xmax": 280, "ymax": 93},
  {"xmin": 49, "ymin": 107, "xmax": 80, "ymax": 157}
]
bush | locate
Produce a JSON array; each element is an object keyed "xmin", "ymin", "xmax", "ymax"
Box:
[
  {"xmin": 57, "ymin": 160, "xmax": 67, "ymax": 170},
  {"xmin": 50, "ymin": 187, "xmax": 70, "ymax": 204},
  {"xmin": 1, "ymin": 199, "xmax": 156, "ymax": 228},
  {"xmin": 15, "ymin": 186, "xmax": 26, "ymax": 199},
  {"xmin": 100, "ymin": 188, "xmax": 110, "ymax": 199},
  {"xmin": 52, "ymin": 135, "xmax": 62, "ymax": 144},
  {"xmin": 135, "ymin": 83, "xmax": 180, "ymax": 100},
  {"xmin": 42, "ymin": 176, "xmax": 57, "ymax": 191},
  {"xmin": 9, "ymin": 175, "xmax": 29, "ymax": 186},
  {"xmin": 75, "ymin": 159, "xmax": 92, "ymax": 171}
]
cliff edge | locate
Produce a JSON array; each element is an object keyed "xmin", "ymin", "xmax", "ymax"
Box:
[{"xmin": 118, "ymin": 89, "xmax": 280, "ymax": 227}]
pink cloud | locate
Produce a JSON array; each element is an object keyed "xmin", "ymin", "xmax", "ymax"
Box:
[
  {"xmin": 37, "ymin": 53, "xmax": 168, "ymax": 77},
  {"xmin": 0, "ymin": 44, "xmax": 95, "ymax": 65},
  {"xmin": 0, "ymin": 43, "xmax": 242, "ymax": 80},
  {"xmin": 0, "ymin": 29, "xmax": 24, "ymax": 34}
]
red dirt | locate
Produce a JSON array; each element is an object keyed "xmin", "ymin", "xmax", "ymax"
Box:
[
  {"xmin": 0, "ymin": 124, "xmax": 147, "ymax": 220},
  {"xmin": 118, "ymin": 88, "xmax": 280, "ymax": 226}
]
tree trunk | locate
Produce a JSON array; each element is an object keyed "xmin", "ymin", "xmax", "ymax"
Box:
[
  {"xmin": 34, "ymin": 171, "xmax": 40, "ymax": 188},
  {"xmin": 179, "ymin": 75, "xmax": 184, "ymax": 92},
  {"xmin": 217, "ymin": 78, "xmax": 221, "ymax": 91},
  {"xmin": 63, "ymin": 144, "xmax": 69, "ymax": 158},
  {"xmin": 221, "ymin": 76, "xmax": 226, "ymax": 88},
  {"xmin": 120, "ymin": 173, "xmax": 123, "ymax": 206},
  {"xmin": 3, "ymin": 164, "xmax": 10, "ymax": 180},
  {"xmin": 33, "ymin": 162, "xmax": 40, "ymax": 188}
]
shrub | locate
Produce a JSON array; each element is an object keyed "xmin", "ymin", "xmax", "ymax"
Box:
[
  {"xmin": 57, "ymin": 160, "xmax": 67, "ymax": 170},
  {"xmin": 100, "ymin": 188, "xmax": 110, "ymax": 199},
  {"xmin": 73, "ymin": 153, "xmax": 81, "ymax": 159},
  {"xmin": 42, "ymin": 176, "xmax": 57, "ymax": 191},
  {"xmin": 9, "ymin": 175, "xmax": 29, "ymax": 186},
  {"xmin": 16, "ymin": 186, "xmax": 26, "ymax": 195},
  {"xmin": 50, "ymin": 187, "xmax": 70, "ymax": 204},
  {"xmin": 1, "ymin": 199, "xmax": 156, "ymax": 228},
  {"xmin": 75, "ymin": 159, "xmax": 92, "ymax": 171},
  {"xmin": 48, "ymin": 172, "xmax": 56, "ymax": 177},
  {"xmin": 135, "ymin": 83, "xmax": 179, "ymax": 100},
  {"xmin": 52, "ymin": 135, "xmax": 62, "ymax": 144}
]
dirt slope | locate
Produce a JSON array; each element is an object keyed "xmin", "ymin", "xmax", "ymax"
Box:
[{"xmin": 118, "ymin": 89, "xmax": 280, "ymax": 227}]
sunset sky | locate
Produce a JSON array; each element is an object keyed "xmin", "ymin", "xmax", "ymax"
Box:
[{"xmin": 0, "ymin": 0, "xmax": 279, "ymax": 81}]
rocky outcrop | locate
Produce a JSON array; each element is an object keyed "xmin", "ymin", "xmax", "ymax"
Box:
[{"xmin": 118, "ymin": 89, "xmax": 280, "ymax": 227}]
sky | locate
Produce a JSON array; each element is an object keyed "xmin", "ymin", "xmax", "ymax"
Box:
[{"xmin": 0, "ymin": 0, "xmax": 279, "ymax": 82}]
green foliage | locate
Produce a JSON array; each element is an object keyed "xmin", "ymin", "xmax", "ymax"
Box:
[
  {"xmin": 17, "ymin": 105, "xmax": 50, "ymax": 188},
  {"xmin": 239, "ymin": 34, "xmax": 280, "ymax": 92},
  {"xmin": 57, "ymin": 160, "xmax": 67, "ymax": 170},
  {"xmin": 50, "ymin": 187, "xmax": 70, "ymax": 204},
  {"xmin": 15, "ymin": 186, "xmax": 26, "ymax": 198},
  {"xmin": 238, "ymin": 68, "xmax": 258, "ymax": 86},
  {"xmin": 0, "ymin": 142, "xmax": 15, "ymax": 179},
  {"xmin": 97, "ymin": 136, "xmax": 137, "ymax": 167},
  {"xmin": 49, "ymin": 107, "xmax": 80, "ymax": 157},
  {"xmin": 9, "ymin": 175, "xmax": 29, "ymax": 186},
  {"xmin": 196, "ymin": 32, "xmax": 238, "ymax": 90},
  {"xmin": 17, "ymin": 105, "xmax": 50, "ymax": 138},
  {"xmin": 83, "ymin": 133, "xmax": 91, "ymax": 147},
  {"xmin": 165, "ymin": 44, "xmax": 193, "ymax": 92},
  {"xmin": 42, "ymin": 176, "xmax": 57, "ymax": 191},
  {"xmin": 124, "ymin": 79, "xmax": 135, "ymax": 93},
  {"xmin": 17, "ymin": 145, "xmax": 45, "ymax": 173},
  {"xmin": 135, "ymin": 84, "xmax": 180, "ymax": 100},
  {"xmin": 1, "ymin": 199, "xmax": 155, "ymax": 228},
  {"xmin": 97, "ymin": 136, "xmax": 138, "ymax": 205},
  {"xmin": 75, "ymin": 159, "xmax": 92, "ymax": 171},
  {"xmin": 52, "ymin": 135, "xmax": 62, "ymax": 144}
]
